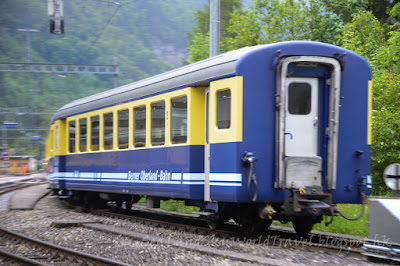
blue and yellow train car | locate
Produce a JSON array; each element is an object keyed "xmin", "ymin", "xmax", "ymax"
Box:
[{"xmin": 46, "ymin": 41, "xmax": 372, "ymax": 234}]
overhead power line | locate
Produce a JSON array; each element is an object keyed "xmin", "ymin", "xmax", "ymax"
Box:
[{"xmin": 79, "ymin": 0, "xmax": 138, "ymax": 63}]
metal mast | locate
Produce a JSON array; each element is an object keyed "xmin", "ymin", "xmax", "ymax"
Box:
[
  {"xmin": 209, "ymin": 0, "xmax": 220, "ymax": 58},
  {"xmin": 17, "ymin": 29, "xmax": 40, "ymax": 63}
]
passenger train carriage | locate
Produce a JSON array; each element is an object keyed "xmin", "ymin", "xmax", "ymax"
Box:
[{"xmin": 46, "ymin": 41, "xmax": 372, "ymax": 235}]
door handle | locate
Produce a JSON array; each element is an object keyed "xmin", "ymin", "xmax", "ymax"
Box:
[
  {"xmin": 313, "ymin": 117, "xmax": 319, "ymax": 127},
  {"xmin": 284, "ymin": 132, "xmax": 293, "ymax": 140}
]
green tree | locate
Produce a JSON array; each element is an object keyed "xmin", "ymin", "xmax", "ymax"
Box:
[
  {"xmin": 203, "ymin": 0, "xmax": 365, "ymax": 55},
  {"xmin": 186, "ymin": 0, "xmax": 243, "ymax": 62},
  {"xmin": 337, "ymin": 11, "xmax": 384, "ymax": 60},
  {"xmin": 339, "ymin": 9, "xmax": 400, "ymax": 194}
]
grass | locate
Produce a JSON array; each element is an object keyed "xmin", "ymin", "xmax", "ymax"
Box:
[
  {"xmin": 138, "ymin": 198, "xmax": 369, "ymax": 237},
  {"xmin": 136, "ymin": 198, "xmax": 200, "ymax": 214}
]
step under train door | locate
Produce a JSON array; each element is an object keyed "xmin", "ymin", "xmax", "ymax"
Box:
[{"xmin": 275, "ymin": 56, "xmax": 342, "ymax": 191}]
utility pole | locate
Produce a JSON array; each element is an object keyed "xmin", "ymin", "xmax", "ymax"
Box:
[
  {"xmin": 28, "ymin": 89, "xmax": 41, "ymax": 156},
  {"xmin": 17, "ymin": 29, "xmax": 40, "ymax": 63},
  {"xmin": 209, "ymin": 0, "xmax": 220, "ymax": 58}
]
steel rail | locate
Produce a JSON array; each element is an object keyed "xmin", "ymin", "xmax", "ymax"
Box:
[
  {"xmin": 0, "ymin": 226, "xmax": 131, "ymax": 266},
  {"xmin": 86, "ymin": 206, "xmax": 365, "ymax": 256}
]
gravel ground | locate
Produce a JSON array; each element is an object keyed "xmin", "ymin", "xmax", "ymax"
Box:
[{"xmin": 0, "ymin": 194, "xmax": 382, "ymax": 266}]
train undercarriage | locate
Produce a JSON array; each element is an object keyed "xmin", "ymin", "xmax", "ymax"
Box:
[{"xmin": 55, "ymin": 186, "xmax": 338, "ymax": 236}]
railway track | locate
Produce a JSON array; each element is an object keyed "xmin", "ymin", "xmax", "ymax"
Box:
[
  {"xmin": 84, "ymin": 206, "xmax": 365, "ymax": 257},
  {"xmin": 0, "ymin": 183, "xmax": 34, "ymax": 196},
  {"xmin": 0, "ymin": 226, "xmax": 130, "ymax": 266},
  {"xmin": 48, "ymin": 203, "xmax": 367, "ymax": 265}
]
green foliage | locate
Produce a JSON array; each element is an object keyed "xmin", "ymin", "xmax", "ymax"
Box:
[
  {"xmin": 160, "ymin": 200, "xmax": 200, "ymax": 214},
  {"xmin": 337, "ymin": 11, "xmax": 384, "ymax": 59},
  {"xmin": 253, "ymin": 0, "xmax": 310, "ymax": 42},
  {"xmin": 225, "ymin": 9, "xmax": 261, "ymax": 50},
  {"xmin": 320, "ymin": 0, "xmax": 368, "ymax": 23},
  {"xmin": 137, "ymin": 198, "xmax": 200, "ymax": 214},
  {"xmin": 188, "ymin": 0, "xmax": 368, "ymax": 60},
  {"xmin": 339, "ymin": 9, "xmax": 400, "ymax": 195},
  {"xmin": 186, "ymin": 0, "xmax": 243, "ymax": 63}
]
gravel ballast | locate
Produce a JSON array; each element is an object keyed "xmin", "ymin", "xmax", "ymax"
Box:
[{"xmin": 0, "ymin": 194, "xmax": 377, "ymax": 265}]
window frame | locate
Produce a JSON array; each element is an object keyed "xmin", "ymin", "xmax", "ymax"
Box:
[
  {"xmin": 68, "ymin": 120, "xmax": 76, "ymax": 153},
  {"xmin": 90, "ymin": 115, "xmax": 100, "ymax": 152},
  {"xmin": 133, "ymin": 105, "xmax": 147, "ymax": 148},
  {"xmin": 103, "ymin": 112, "xmax": 114, "ymax": 150},
  {"xmin": 151, "ymin": 100, "xmax": 166, "ymax": 146},
  {"xmin": 117, "ymin": 109, "xmax": 129, "ymax": 149},
  {"xmin": 216, "ymin": 89, "xmax": 231, "ymax": 130},
  {"xmin": 79, "ymin": 118, "xmax": 88, "ymax": 152},
  {"xmin": 170, "ymin": 95, "xmax": 188, "ymax": 144}
]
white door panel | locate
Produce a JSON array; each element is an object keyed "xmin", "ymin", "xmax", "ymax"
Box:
[
  {"xmin": 285, "ymin": 78, "xmax": 319, "ymax": 157},
  {"xmin": 284, "ymin": 77, "xmax": 321, "ymax": 189}
]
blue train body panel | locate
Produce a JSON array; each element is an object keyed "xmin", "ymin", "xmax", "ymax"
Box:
[{"xmin": 48, "ymin": 41, "xmax": 371, "ymax": 208}]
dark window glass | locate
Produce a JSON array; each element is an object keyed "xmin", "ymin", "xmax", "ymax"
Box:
[
  {"xmin": 118, "ymin": 109, "xmax": 129, "ymax": 149},
  {"xmin": 151, "ymin": 101, "xmax": 165, "ymax": 146},
  {"xmin": 103, "ymin": 112, "xmax": 113, "ymax": 150},
  {"xmin": 91, "ymin": 116, "xmax": 100, "ymax": 151},
  {"xmin": 171, "ymin": 96, "xmax": 187, "ymax": 144},
  {"xmin": 69, "ymin": 121, "xmax": 76, "ymax": 153},
  {"xmin": 134, "ymin": 106, "xmax": 146, "ymax": 147},
  {"xmin": 79, "ymin": 118, "xmax": 87, "ymax": 152},
  {"xmin": 55, "ymin": 126, "xmax": 59, "ymax": 149},
  {"xmin": 288, "ymin": 82, "xmax": 312, "ymax": 115},
  {"xmin": 217, "ymin": 89, "xmax": 231, "ymax": 129}
]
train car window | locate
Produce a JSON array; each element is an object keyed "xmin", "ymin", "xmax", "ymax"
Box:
[
  {"xmin": 288, "ymin": 82, "xmax": 311, "ymax": 115},
  {"xmin": 217, "ymin": 89, "xmax": 231, "ymax": 129},
  {"xmin": 68, "ymin": 121, "xmax": 76, "ymax": 153},
  {"xmin": 118, "ymin": 109, "xmax": 129, "ymax": 149},
  {"xmin": 171, "ymin": 96, "xmax": 187, "ymax": 144},
  {"xmin": 134, "ymin": 106, "xmax": 146, "ymax": 148},
  {"xmin": 103, "ymin": 112, "xmax": 114, "ymax": 150},
  {"xmin": 50, "ymin": 128, "xmax": 54, "ymax": 151},
  {"xmin": 91, "ymin": 116, "xmax": 100, "ymax": 151},
  {"xmin": 55, "ymin": 125, "xmax": 59, "ymax": 149},
  {"xmin": 79, "ymin": 118, "xmax": 87, "ymax": 152},
  {"xmin": 151, "ymin": 101, "xmax": 165, "ymax": 146}
]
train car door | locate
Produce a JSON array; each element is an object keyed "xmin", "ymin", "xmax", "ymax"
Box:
[
  {"xmin": 204, "ymin": 87, "xmax": 211, "ymax": 201},
  {"xmin": 275, "ymin": 56, "xmax": 342, "ymax": 190},
  {"xmin": 284, "ymin": 77, "xmax": 321, "ymax": 188},
  {"xmin": 285, "ymin": 77, "xmax": 319, "ymax": 157}
]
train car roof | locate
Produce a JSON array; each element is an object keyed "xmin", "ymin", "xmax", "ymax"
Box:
[
  {"xmin": 51, "ymin": 41, "xmax": 366, "ymax": 123},
  {"xmin": 51, "ymin": 44, "xmax": 265, "ymax": 123}
]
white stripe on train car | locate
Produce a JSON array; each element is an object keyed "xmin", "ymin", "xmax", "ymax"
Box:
[
  {"xmin": 182, "ymin": 173, "xmax": 204, "ymax": 180},
  {"xmin": 50, "ymin": 172, "xmax": 243, "ymax": 186},
  {"xmin": 210, "ymin": 173, "xmax": 242, "ymax": 182}
]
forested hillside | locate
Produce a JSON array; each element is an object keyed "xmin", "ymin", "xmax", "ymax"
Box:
[{"xmin": 0, "ymin": 0, "xmax": 203, "ymax": 156}]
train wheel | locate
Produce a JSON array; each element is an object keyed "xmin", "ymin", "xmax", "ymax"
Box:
[
  {"xmin": 207, "ymin": 214, "xmax": 222, "ymax": 230},
  {"xmin": 115, "ymin": 199, "xmax": 123, "ymax": 210},
  {"xmin": 252, "ymin": 219, "xmax": 272, "ymax": 234},
  {"xmin": 83, "ymin": 192, "xmax": 97, "ymax": 210},
  {"xmin": 125, "ymin": 199, "xmax": 133, "ymax": 210},
  {"xmin": 242, "ymin": 218, "xmax": 272, "ymax": 235},
  {"xmin": 292, "ymin": 217, "xmax": 314, "ymax": 236}
]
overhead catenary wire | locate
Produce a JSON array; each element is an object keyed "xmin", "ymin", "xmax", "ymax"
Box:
[{"xmin": 79, "ymin": 0, "xmax": 138, "ymax": 63}]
